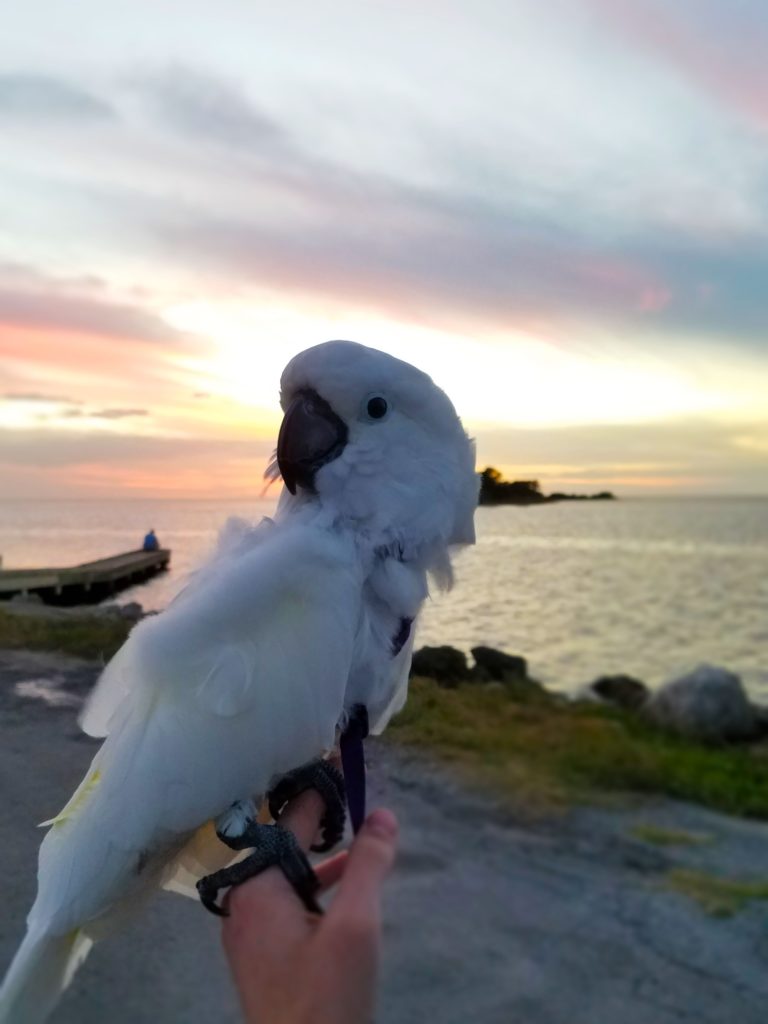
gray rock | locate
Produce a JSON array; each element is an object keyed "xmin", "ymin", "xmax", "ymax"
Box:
[
  {"xmin": 410, "ymin": 646, "xmax": 468, "ymax": 686},
  {"xmin": 470, "ymin": 646, "xmax": 528, "ymax": 681},
  {"xmin": 98, "ymin": 602, "xmax": 144, "ymax": 621},
  {"xmin": 592, "ymin": 674, "xmax": 649, "ymax": 711},
  {"xmin": 96, "ymin": 604, "xmax": 123, "ymax": 618},
  {"xmin": 118, "ymin": 602, "xmax": 144, "ymax": 621},
  {"xmin": 646, "ymin": 664, "xmax": 759, "ymax": 742}
]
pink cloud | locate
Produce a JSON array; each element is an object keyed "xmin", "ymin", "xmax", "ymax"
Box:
[
  {"xmin": 636, "ymin": 285, "xmax": 672, "ymax": 313},
  {"xmin": 585, "ymin": 0, "xmax": 768, "ymax": 130},
  {"xmin": 574, "ymin": 256, "xmax": 672, "ymax": 314}
]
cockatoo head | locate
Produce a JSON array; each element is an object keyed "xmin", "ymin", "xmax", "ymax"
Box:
[{"xmin": 273, "ymin": 340, "xmax": 477, "ymax": 557}]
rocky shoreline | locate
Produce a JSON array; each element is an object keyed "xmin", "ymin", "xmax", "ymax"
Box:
[
  {"xmin": 410, "ymin": 643, "xmax": 768, "ymax": 746},
  {"xmin": 3, "ymin": 592, "xmax": 767, "ymax": 748},
  {"xmin": 3, "ymin": 594, "xmax": 766, "ymax": 749}
]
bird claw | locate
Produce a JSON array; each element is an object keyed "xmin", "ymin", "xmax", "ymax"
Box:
[
  {"xmin": 268, "ymin": 759, "xmax": 346, "ymax": 853},
  {"xmin": 198, "ymin": 759, "xmax": 344, "ymax": 916},
  {"xmin": 196, "ymin": 875, "xmax": 230, "ymax": 917},
  {"xmin": 198, "ymin": 822, "xmax": 322, "ymax": 917}
]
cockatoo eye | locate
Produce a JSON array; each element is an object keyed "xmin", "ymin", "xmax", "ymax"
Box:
[{"xmin": 364, "ymin": 395, "xmax": 389, "ymax": 421}]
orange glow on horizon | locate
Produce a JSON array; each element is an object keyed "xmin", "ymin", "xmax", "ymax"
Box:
[{"xmin": 2, "ymin": 301, "xmax": 766, "ymax": 499}]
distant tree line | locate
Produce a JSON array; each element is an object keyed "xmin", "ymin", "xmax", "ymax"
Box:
[{"xmin": 478, "ymin": 467, "xmax": 616, "ymax": 506}]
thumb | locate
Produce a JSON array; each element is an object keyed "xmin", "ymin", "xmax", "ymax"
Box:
[{"xmin": 328, "ymin": 809, "xmax": 398, "ymax": 925}]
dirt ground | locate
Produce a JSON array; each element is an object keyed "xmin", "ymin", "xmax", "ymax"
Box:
[{"xmin": 1, "ymin": 648, "xmax": 767, "ymax": 1023}]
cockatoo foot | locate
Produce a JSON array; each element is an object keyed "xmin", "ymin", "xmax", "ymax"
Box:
[
  {"xmin": 196, "ymin": 822, "xmax": 322, "ymax": 917},
  {"xmin": 267, "ymin": 759, "xmax": 346, "ymax": 853}
]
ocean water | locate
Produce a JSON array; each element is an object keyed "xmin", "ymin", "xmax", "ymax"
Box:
[{"xmin": 1, "ymin": 497, "xmax": 766, "ymax": 698}]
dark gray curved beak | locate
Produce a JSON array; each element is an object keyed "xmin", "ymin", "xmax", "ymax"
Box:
[{"xmin": 277, "ymin": 388, "xmax": 348, "ymax": 494}]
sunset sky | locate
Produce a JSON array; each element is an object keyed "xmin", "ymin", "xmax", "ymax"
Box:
[{"xmin": 1, "ymin": 0, "xmax": 766, "ymax": 498}]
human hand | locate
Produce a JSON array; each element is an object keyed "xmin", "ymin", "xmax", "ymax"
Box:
[{"xmin": 222, "ymin": 789, "xmax": 398, "ymax": 1024}]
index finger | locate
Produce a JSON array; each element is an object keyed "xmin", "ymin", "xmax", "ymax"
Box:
[
  {"xmin": 222, "ymin": 788, "xmax": 328, "ymax": 956},
  {"xmin": 226, "ymin": 787, "xmax": 326, "ymax": 912},
  {"xmin": 276, "ymin": 787, "xmax": 327, "ymax": 852}
]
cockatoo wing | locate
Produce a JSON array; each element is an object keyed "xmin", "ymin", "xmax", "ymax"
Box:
[
  {"xmin": 30, "ymin": 521, "xmax": 362, "ymax": 937},
  {"xmin": 80, "ymin": 515, "xmax": 275, "ymax": 738}
]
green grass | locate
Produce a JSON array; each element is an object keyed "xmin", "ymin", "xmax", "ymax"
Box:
[
  {"xmin": 0, "ymin": 608, "xmax": 132, "ymax": 661},
  {"xmin": 630, "ymin": 824, "xmax": 714, "ymax": 847},
  {"xmin": 5, "ymin": 614, "xmax": 768, "ymax": 824},
  {"xmin": 666, "ymin": 869, "xmax": 768, "ymax": 917},
  {"xmin": 388, "ymin": 677, "xmax": 768, "ymax": 819}
]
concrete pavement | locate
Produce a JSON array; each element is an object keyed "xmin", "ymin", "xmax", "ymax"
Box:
[{"xmin": 2, "ymin": 649, "xmax": 768, "ymax": 1023}]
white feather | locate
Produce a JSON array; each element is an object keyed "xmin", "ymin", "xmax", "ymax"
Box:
[{"xmin": 0, "ymin": 928, "xmax": 93, "ymax": 1024}]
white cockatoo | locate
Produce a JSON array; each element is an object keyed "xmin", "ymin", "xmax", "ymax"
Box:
[{"xmin": 0, "ymin": 340, "xmax": 478, "ymax": 1023}]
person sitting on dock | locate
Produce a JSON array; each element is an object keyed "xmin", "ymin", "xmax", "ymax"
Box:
[{"xmin": 143, "ymin": 529, "xmax": 159, "ymax": 552}]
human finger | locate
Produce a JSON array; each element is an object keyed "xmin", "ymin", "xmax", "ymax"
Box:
[
  {"xmin": 276, "ymin": 788, "xmax": 327, "ymax": 851},
  {"xmin": 222, "ymin": 788, "xmax": 326, "ymax": 948},
  {"xmin": 327, "ymin": 808, "xmax": 397, "ymax": 926},
  {"xmin": 315, "ymin": 850, "xmax": 348, "ymax": 891}
]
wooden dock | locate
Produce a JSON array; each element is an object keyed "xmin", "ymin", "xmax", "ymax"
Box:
[{"xmin": 0, "ymin": 549, "xmax": 171, "ymax": 606}]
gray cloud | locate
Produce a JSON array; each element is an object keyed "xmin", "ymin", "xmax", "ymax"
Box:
[
  {"xmin": 0, "ymin": 265, "xmax": 189, "ymax": 345},
  {"xmin": 0, "ymin": 286, "xmax": 176, "ymax": 343},
  {"xmin": 133, "ymin": 66, "xmax": 284, "ymax": 151},
  {"xmin": 3, "ymin": 391, "xmax": 80, "ymax": 404},
  {"xmin": 150, "ymin": 197, "xmax": 661, "ymax": 339},
  {"xmin": 62, "ymin": 407, "xmax": 147, "ymax": 419},
  {"xmin": 121, "ymin": 103, "xmax": 764, "ymax": 348},
  {"xmin": 0, "ymin": 427, "xmax": 271, "ymax": 467},
  {"xmin": 226, "ymin": 205, "xmax": 763, "ymax": 347},
  {"xmin": 0, "ymin": 73, "xmax": 114, "ymax": 120},
  {"xmin": 91, "ymin": 408, "xmax": 148, "ymax": 419},
  {"xmin": 3, "ymin": 63, "xmax": 767, "ymax": 361}
]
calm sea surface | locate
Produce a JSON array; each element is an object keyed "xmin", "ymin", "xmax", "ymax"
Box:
[{"xmin": 1, "ymin": 497, "xmax": 766, "ymax": 698}]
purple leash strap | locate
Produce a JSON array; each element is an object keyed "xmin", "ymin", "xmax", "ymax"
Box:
[{"xmin": 339, "ymin": 705, "xmax": 369, "ymax": 834}]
